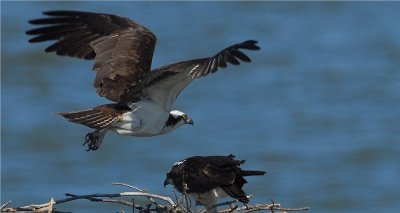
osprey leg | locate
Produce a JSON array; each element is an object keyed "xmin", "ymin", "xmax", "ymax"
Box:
[{"xmin": 83, "ymin": 129, "xmax": 107, "ymax": 151}]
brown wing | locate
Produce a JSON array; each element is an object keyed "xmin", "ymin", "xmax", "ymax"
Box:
[
  {"xmin": 203, "ymin": 164, "xmax": 237, "ymax": 185},
  {"xmin": 55, "ymin": 104, "xmax": 130, "ymax": 129},
  {"xmin": 26, "ymin": 10, "xmax": 157, "ymax": 102},
  {"xmin": 221, "ymin": 177, "xmax": 249, "ymax": 203},
  {"xmin": 137, "ymin": 40, "xmax": 260, "ymax": 111}
]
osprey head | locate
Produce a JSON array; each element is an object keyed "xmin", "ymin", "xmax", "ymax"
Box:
[
  {"xmin": 170, "ymin": 110, "xmax": 194, "ymax": 126},
  {"xmin": 164, "ymin": 160, "xmax": 185, "ymax": 188},
  {"xmin": 163, "ymin": 173, "xmax": 172, "ymax": 187}
]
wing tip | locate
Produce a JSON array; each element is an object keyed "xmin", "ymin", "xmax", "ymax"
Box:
[
  {"xmin": 240, "ymin": 40, "xmax": 261, "ymax": 50},
  {"xmin": 42, "ymin": 10, "xmax": 74, "ymax": 16}
]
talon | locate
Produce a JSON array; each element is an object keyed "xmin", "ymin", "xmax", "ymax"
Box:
[
  {"xmin": 84, "ymin": 132, "xmax": 100, "ymax": 151},
  {"xmin": 83, "ymin": 135, "xmax": 90, "ymax": 146}
]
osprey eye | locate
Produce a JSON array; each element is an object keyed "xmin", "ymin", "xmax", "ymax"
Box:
[{"xmin": 182, "ymin": 114, "xmax": 187, "ymax": 119}]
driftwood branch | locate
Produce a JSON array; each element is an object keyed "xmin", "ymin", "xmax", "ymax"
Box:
[
  {"xmin": 0, "ymin": 201, "xmax": 12, "ymax": 211},
  {"xmin": 1, "ymin": 183, "xmax": 309, "ymax": 213},
  {"xmin": 112, "ymin": 182, "xmax": 164, "ymax": 207}
]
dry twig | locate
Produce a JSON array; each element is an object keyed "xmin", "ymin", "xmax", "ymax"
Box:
[{"xmin": 1, "ymin": 183, "xmax": 308, "ymax": 213}]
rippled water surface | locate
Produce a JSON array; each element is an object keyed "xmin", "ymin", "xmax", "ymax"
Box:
[{"xmin": 2, "ymin": 2, "xmax": 400, "ymax": 212}]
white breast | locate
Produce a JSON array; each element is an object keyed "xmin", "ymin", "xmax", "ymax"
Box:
[{"xmin": 110, "ymin": 100, "xmax": 170, "ymax": 136}]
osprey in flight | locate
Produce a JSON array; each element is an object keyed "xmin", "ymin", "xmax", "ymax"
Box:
[
  {"xmin": 26, "ymin": 11, "xmax": 260, "ymax": 151},
  {"xmin": 164, "ymin": 155, "xmax": 266, "ymax": 212}
]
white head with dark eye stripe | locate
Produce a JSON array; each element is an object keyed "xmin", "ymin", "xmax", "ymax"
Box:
[{"xmin": 165, "ymin": 110, "xmax": 194, "ymax": 128}]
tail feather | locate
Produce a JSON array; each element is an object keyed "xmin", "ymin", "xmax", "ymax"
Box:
[
  {"xmin": 240, "ymin": 170, "xmax": 266, "ymax": 177},
  {"xmin": 222, "ymin": 185, "xmax": 249, "ymax": 203},
  {"xmin": 55, "ymin": 105, "xmax": 124, "ymax": 129}
]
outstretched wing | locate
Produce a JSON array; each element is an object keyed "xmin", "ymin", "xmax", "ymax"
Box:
[
  {"xmin": 135, "ymin": 40, "xmax": 260, "ymax": 110},
  {"xmin": 26, "ymin": 10, "xmax": 157, "ymax": 102}
]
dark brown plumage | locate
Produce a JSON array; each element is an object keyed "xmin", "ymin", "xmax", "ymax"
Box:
[
  {"xmin": 26, "ymin": 11, "xmax": 259, "ymax": 107},
  {"xmin": 164, "ymin": 154, "xmax": 266, "ymax": 204},
  {"xmin": 26, "ymin": 10, "xmax": 156, "ymax": 103}
]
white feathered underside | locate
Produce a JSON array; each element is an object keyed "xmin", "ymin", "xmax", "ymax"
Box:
[
  {"xmin": 146, "ymin": 63, "xmax": 202, "ymax": 111},
  {"xmin": 193, "ymin": 190, "xmax": 219, "ymax": 213},
  {"xmin": 110, "ymin": 100, "xmax": 170, "ymax": 136}
]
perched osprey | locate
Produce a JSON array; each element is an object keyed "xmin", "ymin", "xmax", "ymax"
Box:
[
  {"xmin": 164, "ymin": 155, "xmax": 266, "ymax": 212},
  {"xmin": 26, "ymin": 11, "xmax": 260, "ymax": 151}
]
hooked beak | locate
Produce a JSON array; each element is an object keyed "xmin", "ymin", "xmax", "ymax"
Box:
[
  {"xmin": 185, "ymin": 117, "xmax": 194, "ymax": 126},
  {"xmin": 163, "ymin": 178, "xmax": 170, "ymax": 188}
]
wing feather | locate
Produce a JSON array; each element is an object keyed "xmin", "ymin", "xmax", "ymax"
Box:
[
  {"xmin": 221, "ymin": 183, "xmax": 249, "ymax": 203},
  {"xmin": 55, "ymin": 104, "xmax": 129, "ymax": 129},
  {"xmin": 27, "ymin": 10, "xmax": 157, "ymax": 102},
  {"xmin": 137, "ymin": 40, "xmax": 260, "ymax": 110}
]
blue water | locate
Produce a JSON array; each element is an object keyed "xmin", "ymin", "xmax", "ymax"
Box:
[{"xmin": 2, "ymin": 2, "xmax": 400, "ymax": 212}]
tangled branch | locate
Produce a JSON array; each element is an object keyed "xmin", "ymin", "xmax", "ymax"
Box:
[{"xmin": 1, "ymin": 183, "xmax": 309, "ymax": 213}]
